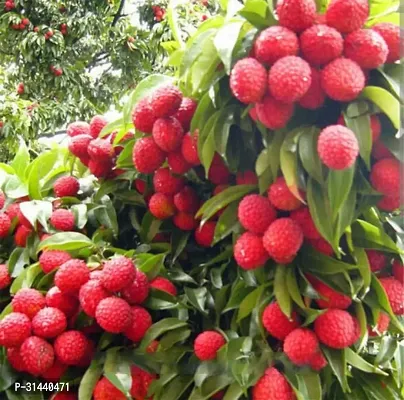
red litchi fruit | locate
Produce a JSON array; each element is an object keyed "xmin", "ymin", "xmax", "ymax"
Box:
[
  {"xmin": 39, "ymin": 250, "xmax": 72, "ymax": 274},
  {"xmin": 50, "ymin": 209, "xmax": 75, "ymax": 231},
  {"xmin": 317, "ymin": 125, "xmax": 359, "ymax": 170},
  {"xmin": 321, "ymin": 57, "xmax": 365, "ymax": 101},
  {"xmin": 100, "ymin": 256, "xmax": 136, "ymax": 292},
  {"xmin": 122, "ymin": 270, "xmax": 150, "ymax": 304},
  {"xmin": 393, "ymin": 259, "xmax": 403, "ymax": 283},
  {"xmin": 326, "ymin": 0, "xmax": 369, "ymax": 33},
  {"xmin": 54, "ymin": 330, "xmax": 88, "ymax": 365},
  {"xmin": 67, "ymin": 121, "xmax": 90, "ymax": 137},
  {"xmin": 79, "ymin": 280, "xmax": 110, "ymax": 317},
  {"xmin": 379, "ymin": 277, "xmax": 404, "ymax": 315},
  {"xmin": 249, "ymin": 106, "xmax": 258, "ymax": 122},
  {"xmin": 93, "ymin": 377, "xmax": 126, "ymax": 400},
  {"xmin": 263, "ymin": 218, "xmax": 303, "ymax": 264},
  {"xmin": 173, "ymin": 212, "xmax": 198, "ymax": 231},
  {"xmin": 262, "ymin": 302, "xmax": 300, "ymax": 340},
  {"xmin": 370, "ymin": 158, "xmax": 400, "ymax": 196},
  {"xmin": 41, "ymin": 359, "xmax": 68, "ymax": 383},
  {"xmin": 338, "ymin": 114, "xmax": 381, "ymax": 142},
  {"xmin": 46, "ymin": 286, "xmax": 79, "ymax": 318},
  {"xmin": 366, "ymin": 250, "xmax": 387, "ymax": 272},
  {"xmin": 306, "ymin": 274, "xmax": 352, "ymax": 309},
  {"xmin": 12, "ymin": 288, "xmax": 46, "ymax": 319},
  {"xmin": 0, "ymin": 312, "xmax": 31, "ymax": 347},
  {"xmin": 252, "ymin": 367, "xmax": 296, "ymax": 400},
  {"xmin": 152, "ymin": 117, "xmax": 184, "ymax": 152},
  {"xmin": 208, "ymin": 154, "xmax": 231, "ymax": 185},
  {"xmin": 150, "ymin": 276, "xmax": 177, "ymax": 296},
  {"xmin": 238, "ymin": 194, "xmax": 277, "ymax": 234},
  {"xmin": 6, "ymin": 203, "xmax": 20, "ymax": 222},
  {"xmin": 14, "ymin": 225, "xmax": 32, "ymax": 247},
  {"xmin": 372, "ymin": 23, "xmax": 401, "ymax": 63},
  {"xmin": 88, "ymin": 138, "xmax": 114, "ymax": 161},
  {"xmin": 230, "ymin": 58, "xmax": 268, "ymax": 104},
  {"xmin": 146, "ymin": 340, "xmax": 159, "ymax": 353},
  {"xmin": 236, "ymin": 171, "xmax": 258, "ymax": 185},
  {"xmin": 195, "ymin": 221, "xmax": 216, "ymax": 247},
  {"xmin": 132, "ymin": 97, "xmax": 157, "ymax": 134},
  {"xmin": 130, "ymin": 366, "xmax": 157, "ymax": 399},
  {"xmin": 268, "ymin": 56, "xmax": 312, "ymax": 103},
  {"xmin": 268, "ymin": 177, "xmax": 303, "ymax": 211},
  {"xmin": 168, "ymin": 150, "xmax": 192, "ymax": 174},
  {"xmin": 0, "ymin": 263, "xmax": 11, "ymax": 289},
  {"xmin": 314, "ymin": 309, "xmax": 358, "ymax": 348},
  {"xmin": 181, "ymin": 131, "xmax": 201, "ymax": 166},
  {"xmin": 344, "ymin": 29, "xmax": 388, "ymax": 69},
  {"xmin": 20, "ymin": 336, "xmax": 54, "ymax": 376},
  {"xmin": 17, "ymin": 83, "xmax": 25, "ymax": 95},
  {"xmin": 256, "ymin": 94, "xmax": 294, "ymax": 130},
  {"xmin": 54, "ymin": 259, "xmax": 90, "ymax": 294},
  {"xmin": 234, "ymin": 232, "xmax": 269, "ymax": 270},
  {"xmin": 284, "ymin": 328, "xmax": 319, "ymax": 365},
  {"xmin": 276, "ymin": 0, "xmax": 316, "ymax": 32},
  {"xmin": 0, "ymin": 213, "xmax": 11, "ymax": 238},
  {"xmin": 368, "ymin": 312, "xmax": 390, "ymax": 336},
  {"xmin": 174, "ymin": 186, "xmax": 199, "ymax": 213},
  {"xmin": 16, "ymin": 206, "xmax": 32, "ymax": 228},
  {"xmin": 194, "ymin": 331, "xmax": 226, "ymax": 361},
  {"xmin": 300, "ymin": 24, "xmax": 343, "ymax": 66},
  {"xmin": 32, "ymin": 307, "xmax": 67, "ymax": 338},
  {"xmin": 253, "ymin": 26, "xmax": 299, "ymax": 65},
  {"xmin": 290, "ymin": 207, "xmax": 320, "ymax": 239},
  {"xmin": 53, "ymin": 176, "xmax": 79, "ymax": 198},
  {"xmin": 7, "ymin": 347, "xmax": 26, "ymax": 372},
  {"xmin": 124, "ymin": 305, "xmax": 152, "ymax": 342},
  {"xmin": 379, "ymin": 193, "xmax": 402, "ymax": 212},
  {"xmin": 68, "ymin": 134, "xmax": 92, "ymax": 158},
  {"xmin": 173, "ymin": 97, "xmax": 198, "ymax": 131},
  {"xmin": 95, "ymin": 297, "xmax": 132, "ymax": 333},
  {"xmin": 299, "ymin": 67, "xmax": 326, "ymax": 109},
  {"xmin": 149, "ymin": 84, "xmax": 183, "ymax": 118},
  {"xmin": 133, "ymin": 137, "xmax": 166, "ymax": 174},
  {"xmin": 88, "ymin": 159, "xmax": 112, "ymax": 178},
  {"xmin": 89, "ymin": 115, "xmax": 108, "ymax": 138},
  {"xmin": 153, "ymin": 167, "xmax": 185, "ymax": 195},
  {"xmin": 372, "ymin": 140, "xmax": 393, "ymax": 160},
  {"xmin": 309, "ymin": 350, "xmax": 328, "ymax": 371},
  {"xmin": 76, "ymin": 339, "xmax": 95, "ymax": 368},
  {"xmin": 149, "ymin": 193, "xmax": 176, "ymax": 220},
  {"xmin": 308, "ymin": 237, "xmax": 334, "ymax": 256}
]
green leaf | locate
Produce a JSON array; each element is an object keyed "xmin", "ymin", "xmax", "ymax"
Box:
[
  {"xmin": 99, "ymin": 117, "xmax": 124, "ymax": 138},
  {"xmin": 7, "ymin": 247, "xmax": 29, "ymax": 277},
  {"xmin": 190, "ymin": 92, "xmax": 215, "ymax": 133},
  {"xmin": 297, "ymin": 370, "xmax": 322, "ymax": 400},
  {"xmin": 360, "ymin": 86, "xmax": 400, "ymax": 129},
  {"xmin": 0, "ymin": 360, "xmax": 18, "ymax": 392},
  {"xmin": 167, "ymin": 0, "xmax": 185, "ymax": 47},
  {"xmin": 159, "ymin": 327, "xmax": 191, "ymax": 350},
  {"xmin": 10, "ymin": 138, "xmax": 30, "ymax": 181},
  {"xmin": 214, "ymin": 201, "xmax": 240, "ymax": 244},
  {"xmin": 323, "ymin": 347, "xmax": 349, "ymax": 392},
  {"xmin": 94, "ymin": 196, "xmax": 119, "ymax": 236},
  {"xmin": 237, "ymin": 284, "xmax": 266, "ymax": 322},
  {"xmin": 274, "ymin": 265, "xmax": 292, "ymax": 317},
  {"xmin": 345, "ymin": 348, "xmax": 388, "ymax": 376},
  {"xmin": 137, "ymin": 254, "xmax": 165, "ymax": 280},
  {"xmin": 160, "ymin": 375, "xmax": 194, "ymax": 400},
  {"xmin": 19, "ymin": 200, "xmax": 52, "ymax": 230},
  {"xmin": 38, "ymin": 232, "xmax": 93, "ymax": 252},
  {"xmin": 223, "ymin": 382, "xmax": 244, "ymax": 400},
  {"xmin": 78, "ymin": 360, "xmax": 103, "ymax": 400},
  {"xmin": 375, "ymin": 65, "xmax": 401, "ymax": 100},
  {"xmin": 286, "ymin": 268, "xmax": 306, "ymax": 309},
  {"xmin": 140, "ymin": 212, "xmax": 163, "ymax": 243},
  {"xmin": 354, "ymin": 248, "xmax": 371, "ymax": 297},
  {"xmin": 239, "ymin": 0, "xmax": 275, "ymax": 28},
  {"xmin": 375, "ymin": 336, "xmax": 398, "ymax": 366},
  {"xmin": 298, "ymin": 127, "xmax": 323, "ymax": 183},
  {"xmin": 184, "ymin": 287, "xmax": 208, "ymax": 314},
  {"xmin": 71, "ymin": 204, "xmax": 88, "ymax": 230},
  {"xmin": 224, "ymin": 281, "xmax": 254, "ymax": 312},
  {"xmin": 104, "ymin": 348, "xmax": 132, "ymax": 395},
  {"xmin": 214, "ymin": 105, "xmax": 239, "ymax": 158},
  {"xmin": 170, "ymin": 231, "xmax": 190, "ymax": 264},
  {"xmin": 4, "ymin": 175, "xmax": 28, "ymax": 199}
]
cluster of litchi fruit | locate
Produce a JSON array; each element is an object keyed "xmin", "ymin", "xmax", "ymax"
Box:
[
  {"xmin": 152, "ymin": 5, "xmax": 166, "ymax": 21},
  {"xmin": 4, "ymin": 0, "xmax": 15, "ymax": 11},
  {"xmin": 10, "ymin": 17, "xmax": 30, "ymax": 30}
]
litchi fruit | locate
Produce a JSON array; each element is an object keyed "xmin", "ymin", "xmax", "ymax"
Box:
[
  {"xmin": 133, "ymin": 137, "xmax": 166, "ymax": 174},
  {"xmin": 167, "ymin": 150, "xmax": 192, "ymax": 174},
  {"xmin": 123, "ymin": 305, "xmax": 152, "ymax": 342},
  {"xmin": 368, "ymin": 312, "xmax": 390, "ymax": 336},
  {"xmin": 195, "ymin": 221, "xmax": 216, "ymax": 247},
  {"xmin": 149, "ymin": 193, "xmax": 176, "ymax": 219},
  {"xmin": 236, "ymin": 171, "xmax": 258, "ymax": 185},
  {"xmin": 100, "ymin": 256, "xmax": 136, "ymax": 292},
  {"xmin": 299, "ymin": 67, "xmax": 326, "ymax": 109},
  {"xmin": 230, "ymin": 58, "xmax": 267, "ymax": 104},
  {"xmin": 194, "ymin": 331, "xmax": 226, "ymax": 361},
  {"xmin": 173, "ymin": 212, "xmax": 198, "ymax": 230},
  {"xmin": 262, "ymin": 302, "xmax": 300, "ymax": 340},
  {"xmin": 14, "ymin": 225, "xmax": 32, "ymax": 247},
  {"xmin": 326, "ymin": 0, "xmax": 369, "ymax": 33},
  {"xmin": 173, "ymin": 97, "xmax": 198, "ymax": 131},
  {"xmin": 122, "ymin": 270, "xmax": 150, "ymax": 304},
  {"xmin": 0, "ymin": 263, "xmax": 11, "ymax": 289},
  {"xmin": 50, "ymin": 209, "xmax": 75, "ymax": 231},
  {"xmin": 277, "ymin": 0, "xmax": 316, "ymax": 32},
  {"xmin": 46, "ymin": 286, "xmax": 79, "ymax": 318},
  {"xmin": 88, "ymin": 159, "xmax": 112, "ymax": 178},
  {"xmin": 54, "ymin": 259, "xmax": 90, "ymax": 294},
  {"xmin": 20, "ymin": 336, "xmax": 54, "ymax": 376},
  {"xmin": 181, "ymin": 131, "xmax": 201, "ymax": 166},
  {"xmin": 41, "ymin": 359, "xmax": 68, "ymax": 382},
  {"xmin": 95, "ymin": 297, "xmax": 132, "ymax": 333},
  {"xmin": 90, "ymin": 115, "xmax": 108, "ymax": 138},
  {"xmin": 174, "ymin": 186, "xmax": 200, "ymax": 213},
  {"xmin": 290, "ymin": 207, "xmax": 320, "ymax": 239},
  {"xmin": 152, "ymin": 117, "xmax": 184, "ymax": 152},
  {"xmin": 392, "ymin": 259, "xmax": 403, "ymax": 283},
  {"xmin": 0, "ymin": 312, "xmax": 31, "ymax": 347},
  {"xmin": 378, "ymin": 194, "xmax": 400, "ymax": 212},
  {"xmin": 150, "ymin": 276, "xmax": 177, "ymax": 296},
  {"xmin": 67, "ymin": 121, "xmax": 90, "ymax": 137},
  {"xmin": 53, "ymin": 176, "xmax": 79, "ymax": 198},
  {"xmin": 372, "ymin": 140, "xmax": 393, "ymax": 160},
  {"xmin": 39, "ymin": 250, "xmax": 72, "ymax": 274},
  {"xmin": 253, "ymin": 26, "xmax": 299, "ymax": 65},
  {"xmin": 321, "ymin": 57, "xmax": 365, "ymax": 101},
  {"xmin": 234, "ymin": 232, "xmax": 269, "ymax": 270},
  {"xmin": 308, "ymin": 237, "xmax": 334, "ymax": 256},
  {"xmin": 309, "ymin": 350, "xmax": 328, "ymax": 371},
  {"xmin": 54, "ymin": 330, "xmax": 88, "ymax": 365},
  {"xmin": 256, "ymin": 94, "xmax": 294, "ymax": 130},
  {"xmin": 268, "ymin": 177, "xmax": 303, "ymax": 211},
  {"xmin": 132, "ymin": 97, "xmax": 157, "ymax": 134},
  {"xmin": 379, "ymin": 277, "xmax": 404, "ymax": 315},
  {"xmin": 284, "ymin": 328, "xmax": 319, "ymax": 365},
  {"xmin": 366, "ymin": 250, "xmax": 387, "ymax": 272},
  {"xmin": 372, "ymin": 23, "xmax": 401, "ymax": 63},
  {"xmin": 149, "ymin": 84, "xmax": 183, "ymax": 118},
  {"xmin": 208, "ymin": 154, "xmax": 231, "ymax": 185},
  {"xmin": 252, "ymin": 367, "xmax": 296, "ymax": 400},
  {"xmin": 12, "ymin": 288, "xmax": 46, "ymax": 319},
  {"xmin": 0, "ymin": 213, "xmax": 11, "ymax": 238},
  {"xmin": 93, "ymin": 377, "xmax": 126, "ymax": 400},
  {"xmin": 68, "ymin": 134, "xmax": 92, "ymax": 158},
  {"xmin": 370, "ymin": 158, "xmax": 400, "ymax": 196},
  {"xmin": 317, "ymin": 125, "xmax": 359, "ymax": 170},
  {"xmin": 153, "ymin": 167, "xmax": 185, "ymax": 195},
  {"xmin": 7, "ymin": 347, "xmax": 26, "ymax": 372},
  {"xmin": 88, "ymin": 138, "xmax": 114, "ymax": 161},
  {"xmin": 32, "ymin": 307, "xmax": 67, "ymax": 338},
  {"xmin": 130, "ymin": 366, "xmax": 157, "ymax": 399},
  {"xmin": 79, "ymin": 280, "xmax": 110, "ymax": 317}
]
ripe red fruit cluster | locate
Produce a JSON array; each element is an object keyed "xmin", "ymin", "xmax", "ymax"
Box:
[
  {"xmin": 4, "ymin": 0, "xmax": 15, "ymax": 11},
  {"xmin": 50, "ymin": 65, "xmax": 63, "ymax": 77},
  {"xmin": 11, "ymin": 17, "xmax": 29, "ymax": 31},
  {"xmin": 152, "ymin": 5, "xmax": 166, "ymax": 21}
]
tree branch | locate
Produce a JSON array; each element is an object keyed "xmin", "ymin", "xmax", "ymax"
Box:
[{"xmin": 112, "ymin": 0, "xmax": 126, "ymax": 26}]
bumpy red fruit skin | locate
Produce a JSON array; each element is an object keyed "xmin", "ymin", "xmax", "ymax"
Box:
[
  {"xmin": 234, "ymin": 232, "xmax": 269, "ymax": 270},
  {"xmin": 150, "ymin": 84, "xmax": 183, "ymax": 118},
  {"xmin": 95, "ymin": 297, "xmax": 132, "ymax": 333},
  {"xmin": 101, "ymin": 256, "xmax": 136, "ymax": 292},
  {"xmin": 174, "ymin": 186, "xmax": 199, "ymax": 213},
  {"xmin": 370, "ymin": 158, "xmax": 401, "ymax": 196},
  {"xmin": 133, "ymin": 137, "xmax": 166, "ymax": 174},
  {"xmin": 21, "ymin": 336, "xmax": 54, "ymax": 376},
  {"xmin": 41, "ymin": 359, "xmax": 68, "ymax": 383},
  {"xmin": 55, "ymin": 259, "xmax": 90, "ymax": 294},
  {"xmin": 262, "ymin": 302, "xmax": 300, "ymax": 340},
  {"xmin": 0, "ymin": 213, "xmax": 11, "ymax": 238},
  {"xmin": 236, "ymin": 171, "xmax": 258, "ymax": 185},
  {"xmin": 252, "ymin": 367, "xmax": 296, "ymax": 400},
  {"xmin": 378, "ymin": 193, "xmax": 400, "ymax": 217},
  {"xmin": 152, "ymin": 117, "xmax": 184, "ymax": 152},
  {"xmin": 321, "ymin": 57, "xmax": 365, "ymax": 101},
  {"xmin": 268, "ymin": 177, "xmax": 302, "ymax": 211},
  {"xmin": 173, "ymin": 97, "xmax": 198, "ymax": 131},
  {"xmin": 256, "ymin": 94, "xmax": 294, "ymax": 130},
  {"xmin": 153, "ymin": 167, "xmax": 185, "ymax": 195},
  {"xmin": 46, "ymin": 287, "xmax": 79, "ymax": 318},
  {"xmin": 268, "ymin": 56, "xmax": 312, "ymax": 103},
  {"xmin": 317, "ymin": 125, "xmax": 359, "ymax": 170},
  {"xmin": 368, "ymin": 312, "xmax": 390, "ymax": 336},
  {"xmin": 307, "ymin": 275, "xmax": 352, "ymax": 309},
  {"xmin": 54, "ymin": 330, "xmax": 88, "ymax": 365},
  {"xmin": 284, "ymin": 328, "xmax": 319, "ymax": 365},
  {"xmin": 263, "ymin": 218, "xmax": 303, "ymax": 264},
  {"xmin": 32, "ymin": 307, "xmax": 67, "ymax": 338},
  {"xmin": 88, "ymin": 159, "xmax": 112, "ymax": 178},
  {"xmin": 90, "ymin": 115, "xmax": 108, "ymax": 138},
  {"xmin": 67, "ymin": 121, "xmax": 90, "ymax": 137},
  {"xmin": 14, "ymin": 225, "xmax": 32, "ymax": 247},
  {"xmin": 68, "ymin": 134, "xmax": 92, "ymax": 158},
  {"xmin": 326, "ymin": 0, "xmax": 369, "ymax": 33},
  {"xmin": 238, "ymin": 195, "xmax": 277, "ymax": 234},
  {"xmin": 290, "ymin": 207, "xmax": 320, "ymax": 239},
  {"xmin": 130, "ymin": 366, "xmax": 157, "ymax": 399},
  {"xmin": 39, "ymin": 250, "xmax": 72, "ymax": 274},
  {"xmin": 314, "ymin": 309, "xmax": 357, "ymax": 349},
  {"xmin": 372, "ymin": 140, "xmax": 393, "ymax": 160},
  {"xmin": 93, "ymin": 377, "xmax": 126, "ymax": 400},
  {"xmin": 0, "ymin": 312, "xmax": 31, "ymax": 347},
  {"xmin": 392, "ymin": 259, "xmax": 404, "ymax": 283},
  {"xmin": 167, "ymin": 150, "xmax": 192, "ymax": 174},
  {"xmin": 380, "ymin": 277, "xmax": 404, "ymax": 315},
  {"xmin": 208, "ymin": 154, "xmax": 231, "ymax": 185},
  {"xmin": 173, "ymin": 212, "xmax": 198, "ymax": 231},
  {"xmin": 299, "ymin": 67, "xmax": 326, "ymax": 109},
  {"xmin": 6, "ymin": 203, "xmax": 20, "ymax": 222},
  {"xmin": 366, "ymin": 250, "xmax": 387, "ymax": 272},
  {"xmin": 308, "ymin": 237, "xmax": 334, "ymax": 256},
  {"xmin": 122, "ymin": 270, "xmax": 150, "ymax": 304},
  {"xmin": 309, "ymin": 351, "xmax": 328, "ymax": 371},
  {"xmin": 194, "ymin": 331, "xmax": 226, "ymax": 361},
  {"xmin": 181, "ymin": 131, "xmax": 201, "ymax": 166},
  {"xmin": 12, "ymin": 288, "xmax": 46, "ymax": 319},
  {"xmin": 79, "ymin": 280, "xmax": 110, "ymax": 317},
  {"xmin": 372, "ymin": 23, "xmax": 400, "ymax": 63},
  {"xmin": 230, "ymin": 58, "xmax": 267, "ymax": 104},
  {"xmin": 0, "ymin": 264, "xmax": 11, "ymax": 289},
  {"xmin": 53, "ymin": 176, "xmax": 79, "ymax": 198},
  {"xmin": 150, "ymin": 276, "xmax": 177, "ymax": 296},
  {"xmin": 277, "ymin": 0, "xmax": 316, "ymax": 32},
  {"xmin": 344, "ymin": 29, "xmax": 388, "ymax": 69},
  {"xmin": 300, "ymin": 24, "xmax": 343, "ymax": 66},
  {"xmin": 7, "ymin": 347, "xmax": 26, "ymax": 372},
  {"xmin": 132, "ymin": 97, "xmax": 157, "ymax": 134},
  {"xmin": 50, "ymin": 209, "xmax": 75, "ymax": 231},
  {"xmin": 195, "ymin": 221, "xmax": 216, "ymax": 247},
  {"xmin": 149, "ymin": 193, "xmax": 176, "ymax": 220},
  {"xmin": 88, "ymin": 139, "xmax": 114, "ymax": 161},
  {"xmin": 124, "ymin": 305, "xmax": 152, "ymax": 342},
  {"xmin": 254, "ymin": 26, "xmax": 299, "ymax": 65}
]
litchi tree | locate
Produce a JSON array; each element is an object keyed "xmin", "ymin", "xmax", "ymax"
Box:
[{"xmin": 0, "ymin": 0, "xmax": 403, "ymax": 399}]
